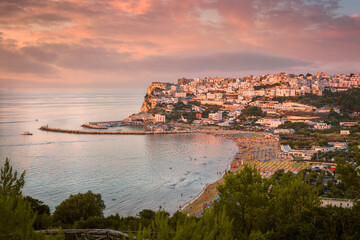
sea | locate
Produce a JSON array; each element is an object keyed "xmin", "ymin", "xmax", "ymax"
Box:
[{"xmin": 0, "ymin": 89, "xmax": 238, "ymax": 216}]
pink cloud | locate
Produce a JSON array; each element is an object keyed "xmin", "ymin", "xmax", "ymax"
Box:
[
  {"xmin": 109, "ymin": 0, "xmax": 153, "ymax": 15},
  {"xmin": 0, "ymin": 0, "xmax": 359, "ymax": 88}
]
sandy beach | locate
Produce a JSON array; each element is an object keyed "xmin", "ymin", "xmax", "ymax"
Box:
[{"xmin": 181, "ymin": 130, "xmax": 293, "ymax": 216}]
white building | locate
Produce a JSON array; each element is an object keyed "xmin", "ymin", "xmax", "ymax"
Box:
[
  {"xmin": 206, "ymin": 92, "xmax": 223, "ymax": 100},
  {"xmin": 273, "ymin": 129, "xmax": 295, "ymax": 134},
  {"xmin": 256, "ymin": 118, "xmax": 285, "ymax": 128},
  {"xmin": 340, "ymin": 122, "xmax": 358, "ymax": 127},
  {"xmin": 321, "ymin": 198, "xmax": 354, "ymax": 208},
  {"xmin": 311, "ymin": 146, "xmax": 336, "ymax": 153},
  {"xmin": 314, "ymin": 123, "xmax": 332, "ymax": 130},
  {"xmin": 200, "ymin": 100, "xmax": 224, "ymax": 106},
  {"xmin": 201, "ymin": 119, "xmax": 216, "ymax": 125},
  {"xmin": 328, "ymin": 142, "xmax": 348, "ymax": 150},
  {"xmin": 279, "ymin": 145, "xmax": 307, "ymax": 159},
  {"xmin": 155, "ymin": 114, "xmax": 166, "ymax": 123},
  {"xmin": 174, "ymin": 92, "xmax": 187, "ymax": 98},
  {"xmin": 228, "ymin": 110, "xmax": 242, "ymax": 117},
  {"xmin": 340, "ymin": 130, "xmax": 350, "ymax": 135},
  {"xmin": 209, "ymin": 111, "xmax": 223, "ymax": 121},
  {"xmin": 280, "ymin": 102, "xmax": 316, "ymax": 112},
  {"xmin": 192, "ymin": 105, "xmax": 205, "ymax": 112}
]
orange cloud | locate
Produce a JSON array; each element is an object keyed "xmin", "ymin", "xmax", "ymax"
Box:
[
  {"xmin": 0, "ymin": 0, "xmax": 359, "ymax": 88},
  {"xmin": 109, "ymin": 0, "xmax": 153, "ymax": 15}
]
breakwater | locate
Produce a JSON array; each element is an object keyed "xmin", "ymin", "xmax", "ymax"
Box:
[
  {"xmin": 39, "ymin": 126, "xmax": 194, "ymax": 135},
  {"xmin": 81, "ymin": 123, "xmax": 108, "ymax": 129}
]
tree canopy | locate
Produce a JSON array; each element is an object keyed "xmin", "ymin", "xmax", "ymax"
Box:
[
  {"xmin": 215, "ymin": 165, "xmax": 270, "ymax": 238},
  {"xmin": 214, "ymin": 165, "xmax": 320, "ymax": 239},
  {"xmin": 0, "ymin": 158, "xmax": 25, "ymax": 198},
  {"xmin": 241, "ymin": 106, "xmax": 266, "ymax": 117},
  {"xmin": 53, "ymin": 190, "xmax": 105, "ymax": 225},
  {"xmin": 335, "ymin": 152, "xmax": 360, "ymax": 199},
  {"xmin": 0, "ymin": 196, "xmax": 39, "ymax": 240},
  {"xmin": 3, "ymin": 155, "xmax": 360, "ymax": 239},
  {"xmin": 0, "ymin": 158, "xmax": 61, "ymax": 240}
]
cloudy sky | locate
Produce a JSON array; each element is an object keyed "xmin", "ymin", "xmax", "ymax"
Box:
[{"xmin": 1, "ymin": 0, "xmax": 359, "ymax": 88}]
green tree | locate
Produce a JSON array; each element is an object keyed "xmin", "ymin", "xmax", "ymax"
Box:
[
  {"xmin": 268, "ymin": 173, "xmax": 320, "ymax": 239},
  {"xmin": 0, "ymin": 158, "xmax": 58, "ymax": 239},
  {"xmin": 277, "ymin": 121, "xmax": 309, "ymax": 131},
  {"xmin": 254, "ymin": 83, "xmax": 280, "ymax": 90},
  {"xmin": 137, "ymin": 209, "xmax": 156, "ymax": 220},
  {"xmin": 335, "ymin": 157, "xmax": 360, "ymax": 199},
  {"xmin": 24, "ymin": 196, "xmax": 50, "ymax": 215},
  {"xmin": 241, "ymin": 106, "xmax": 266, "ymax": 118},
  {"xmin": 43, "ymin": 228, "xmax": 65, "ymax": 240},
  {"xmin": 0, "ymin": 158, "xmax": 25, "ymax": 198},
  {"xmin": 24, "ymin": 196, "xmax": 53, "ymax": 230},
  {"xmin": 0, "ymin": 194, "xmax": 38, "ymax": 240},
  {"xmin": 168, "ymin": 211, "xmax": 188, "ymax": 229},
  {"xmin": 214, "ymin": 165, "xmax": 271, "ymax": 239},
  {"xmin": 132, "ymin": 209, "xmax": 233, "ymax": 240},
  {"xmin": 173, "ymin": 209, "xmax": 233, "ymax": 240},
  {"xmin": 53, "ymin": 190, "xmax": 105, "ymax": 225},
  {"xmin": 271, "ymin": 169, "xmax": 289, "ymax": 181}
]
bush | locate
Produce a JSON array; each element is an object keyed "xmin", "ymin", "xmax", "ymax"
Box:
[{"xmin": 53, "ymin": 191, "xmax": 105, "ymax": 225}]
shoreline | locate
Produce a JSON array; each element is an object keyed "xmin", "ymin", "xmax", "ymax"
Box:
[
  {"xmin": 181, "ymin": 130, "xmax": 279, "ymax": 216},
  {"xmin": 38, "ymin": 125, "xmax": 282, "ymax": 216},
  {"xmin": 179, "ymin": 153, "xmax": 230, "ymax": 212},
  {"xmin": 179, "ymin": 131, "xmax": 236, "ymax": 212}
]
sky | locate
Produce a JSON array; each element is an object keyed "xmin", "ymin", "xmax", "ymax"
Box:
[{"xmin": 0, "ymin": 0, "xmax": 359, "ymax": 89}]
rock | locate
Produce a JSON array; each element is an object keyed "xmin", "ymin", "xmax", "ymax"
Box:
[
  {"xmin": 141, "ymin": 94, "xmax": 157, "ymax": 112},
  {"xmin": 140, "ymin": 82, "xmax": 174, "ymax": 112}
]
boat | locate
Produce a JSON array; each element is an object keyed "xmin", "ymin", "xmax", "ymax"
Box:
[{"xmin": 21, "ymin": 131, "xmax": 33, "ymax": 135}]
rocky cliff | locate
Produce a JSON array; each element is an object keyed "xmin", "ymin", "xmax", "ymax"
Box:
[
  {"xmin": 140, "ymin": 84, "xmax": 158, "ymax": 112},
  {"xmin": 140, "ymin": 82, "xmax": 174, "ymax": 112},
  {"xmin": 141, "ymin": 94, "xmax": 157, "ymax": 112}
]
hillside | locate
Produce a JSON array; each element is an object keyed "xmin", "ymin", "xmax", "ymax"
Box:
[{"xmin": 272, "ymin": 88, "xmax": 360, "ymax": 113}]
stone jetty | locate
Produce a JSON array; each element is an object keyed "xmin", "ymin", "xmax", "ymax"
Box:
[
  {"xmin": 81, "ymin": 123, "xmax": 108, "ymax": 129},
  {"xmin": 39, "ymin": 126, "xmax": 194, "ymax": 135}
]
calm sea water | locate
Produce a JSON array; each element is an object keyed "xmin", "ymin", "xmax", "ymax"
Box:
[{"xmin": 0, "ymin": 89, "xmax": 237, "ymax": 216}]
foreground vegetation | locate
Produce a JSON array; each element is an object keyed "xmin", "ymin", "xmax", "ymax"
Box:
[{"xmin": 1, "ymin": 153, "xmax": 360, "ymax": 239}]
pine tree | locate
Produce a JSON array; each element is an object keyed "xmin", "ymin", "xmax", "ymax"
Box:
[{"xmin": 0, "ymin": 158, "xmax": 25, "ymax": 198}]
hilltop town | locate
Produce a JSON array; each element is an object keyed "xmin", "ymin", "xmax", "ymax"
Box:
[
  {"xmin": 127, "ymin": 72, "xmax": 360, "ymax": 125},
  {"xmin": 125, "ymin": 72, "xmax": 360, "ymax": 163},
  {"xmin": 141, "ymin": 72, "xmax": 360, "ymax": 112}
]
